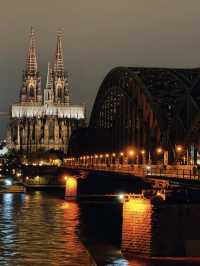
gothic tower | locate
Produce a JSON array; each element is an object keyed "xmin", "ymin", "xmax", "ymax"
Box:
[
  {"xmin": 20, "ymin": 27, "xmax": 42, "ymax": 104},
  {"xmin": 53, "ymin": 30, "xmax": 70, "ymax": 105},
  {"xmin": 8, "ymin": 28, "xmax": 85, "ymax": 155},
  {"xmin": 44, "ymin": 62, "xmax": 54, "ymax": 104}
]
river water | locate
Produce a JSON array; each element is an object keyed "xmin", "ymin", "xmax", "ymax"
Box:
[{"xmin": 0, "ymin": 192, "xmax": 200, "ymax": 266}]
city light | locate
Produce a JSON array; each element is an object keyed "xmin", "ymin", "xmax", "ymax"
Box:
[
  {"xmin": 141, "ymin": 149, "xmax": 146, "ymax": 155},
  {"xmin": 112, "ymin": 153, "xmax": 116, "ymax": 157},
  {"xmin": 128, "ymin": 150, "xmax": 134, "ymax": 156},
  {"xmin": 106, "ymin": 153, "xmax": 109, "ymax": 158},
  {"xmin": 4, "ymin": 179, "xmax": 12, "ymax": 186},
  {"xmin": 156, "ymin": 147, "xmax": 163, "ymax": 154},
  {"xmin": 176, "ymin": 145, "xmax": 183, "ymax": 153},
  {"xmin": 120, "ymin": 152, "xmax": 124, "ymax": 156},
  {"xmin": 118, "ymin": 194, "xmax": 124, "ymax": 201},
  {"xmin": 35, "ymin": 176, "xmax": 40, "ymax": 182}
]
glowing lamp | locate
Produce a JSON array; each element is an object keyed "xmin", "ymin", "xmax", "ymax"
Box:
[
  {"xmin": 176, "ymin": 145, "xmax": 183, "ymax": 152},
  {"xmin": 118, "ymin": 194, "xmax": 124, "ymax": 201},
  {"xmin": 129, "ymin": 150, "xmax": 134, "ymax": 156},
  {"xmin": 4, "ymin": 179, "xmax": 12, "ymax": 186},
  {"xmin": 156, "ymin": 147, "xmax": 163, "ymax": 154}
]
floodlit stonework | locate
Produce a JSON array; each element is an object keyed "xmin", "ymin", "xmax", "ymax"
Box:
[{"xmin": 7, "ymin": 28, "xmax": 85, "ymax": 154}]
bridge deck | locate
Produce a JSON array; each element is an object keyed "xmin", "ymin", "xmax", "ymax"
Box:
[{"xmin": 63, "ymin": 164, "xmax": 200, "ymax": 187}]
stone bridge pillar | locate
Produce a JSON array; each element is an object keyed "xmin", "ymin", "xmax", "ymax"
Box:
[
  {"xmin": 65, "ymin": 176, "xmax": 78, "ymax": 199},
  {"xmin": 122, "ymin": 197, "xmax": 152, "ymax": 257},
  {"xmin": 122, "ymin": 195, "xmax": 200, "ymax": 258}
]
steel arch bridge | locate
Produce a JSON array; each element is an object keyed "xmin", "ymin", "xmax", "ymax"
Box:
[{"xmin": 87, "ymin": 67, "xmax": 200, "ymax": 163}]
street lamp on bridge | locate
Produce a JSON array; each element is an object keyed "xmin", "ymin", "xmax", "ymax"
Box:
[{"xmin": 141, "ymin": 149, "xmax": 146, "ymax": 164}]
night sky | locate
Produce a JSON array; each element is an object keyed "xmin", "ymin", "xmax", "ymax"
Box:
[{"xmin": 0, "ymin": 0, "xmax": 200, "ymax": 137}]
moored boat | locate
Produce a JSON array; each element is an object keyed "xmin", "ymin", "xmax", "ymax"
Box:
[{"xmin": 0, "ymin": 178, "xmax": 26, "ymax": 193}]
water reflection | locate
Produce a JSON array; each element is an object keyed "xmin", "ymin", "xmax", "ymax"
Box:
[
  {"xmin": 0, "ymin": 192, "xmax": 95, "ymax": 266},
  {"xmin": 78, "ymin": 198, "xmax": 200, "ymax": 266},
  {"xmin": 1, "ymin": 192, "xmax": 200, "ymax": 266},
  {"xmin": 0, "ymin": 193, "xmax": 16, "ymax": 262}
]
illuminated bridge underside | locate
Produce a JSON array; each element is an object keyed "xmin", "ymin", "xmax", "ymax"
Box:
[{"xmin": 89, "ymin": 67, "xmax": 200, "ymax": 158}]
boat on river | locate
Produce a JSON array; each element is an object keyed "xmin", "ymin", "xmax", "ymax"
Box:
[{"xmin": 0, "ymin": 178, "xmax": 25, "ymax": 193}]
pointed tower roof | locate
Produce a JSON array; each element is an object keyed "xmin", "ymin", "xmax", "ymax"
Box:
[
  {"xmin": 26, "ymin": 27, "xmax": 38, "ymax": 74},
  {"xmin": 46, "ymin": 62, "xmax": 53, "ymax": 89},
  {"xmin": 54, "ymin": 29, "xmax": 64, "ymax": 74}
]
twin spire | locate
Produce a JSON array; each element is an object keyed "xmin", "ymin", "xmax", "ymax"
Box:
[
  {"xmin": 26, "ymin": 27, "xmax": 65, "ymax": 76},
  {"xmin": 26, "ymin": 27, "xmax": 37, "ymax": 74},
  {"xmin": 54, "ymin": 30, "xmax": 64, "ymax": 74}
]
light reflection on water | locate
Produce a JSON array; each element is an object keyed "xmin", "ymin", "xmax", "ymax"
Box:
[
  {"xmin": 1, "ymin": 193, "xmax": 200, "ymax": 266},
  {"xmin": 0, "ymin": 192, "xmax": 95, "ymax": 266}
]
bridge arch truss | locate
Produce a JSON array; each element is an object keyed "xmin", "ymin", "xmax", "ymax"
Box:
[{"xmin": 89, "ymin": 67, "xmax": 200, "ymax": 163}]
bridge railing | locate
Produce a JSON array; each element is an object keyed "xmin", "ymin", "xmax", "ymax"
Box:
[
  {"xmin": 64, "ymin": 161, "xmax": 200, "ymax": 181},
  {"xmin": 146, "ymin": 166, "xmax": 199, "ymax": 180}
]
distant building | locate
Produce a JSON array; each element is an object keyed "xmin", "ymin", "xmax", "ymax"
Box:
[{"xmin": 7, "ymin": 28, "xmax": 85, "ymax": 154}]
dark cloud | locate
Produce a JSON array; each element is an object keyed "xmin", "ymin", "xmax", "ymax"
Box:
[{"xmin": 0, "ymin": 0, "xmax": 200, "ymax": 137}]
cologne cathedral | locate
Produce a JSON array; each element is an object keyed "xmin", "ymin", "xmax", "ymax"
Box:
[{"xmin": 7, "ymin": 28, "xmax": 85, "ymax": 154}]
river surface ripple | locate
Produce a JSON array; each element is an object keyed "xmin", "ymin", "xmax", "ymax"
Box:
[
  {"xmin": 0, "ymin": 192, "xmax": 200, "ymax": 266},
  {"xmin": 0, "ymin": 192, "xmax": 95, "ymax": 266}
]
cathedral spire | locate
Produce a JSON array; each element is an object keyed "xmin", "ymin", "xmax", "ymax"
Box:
[
  {"xmin": 26, "ymin": 27, "xmax": 37, "ymax": 74},
  {"xmin": 54, "ymin": 29, "xmax": 64, "ymax": 74},
  {"xmin": 46, "ymin": 62, "xmax": 53, "ymax": 89}
]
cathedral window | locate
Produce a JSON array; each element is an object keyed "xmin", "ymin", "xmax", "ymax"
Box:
[
  {"xmin": 29, "ymin": 86, "xmax": 34, "ymax": 97},
  {"xmin": 57, "ymin": 87, "xmax": 62, "ymax": 98},
  {"xmin": 49, "ymin": 121, "xmax": 54, "ymax": 140}
]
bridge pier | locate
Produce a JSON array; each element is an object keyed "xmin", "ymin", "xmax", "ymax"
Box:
[
  {"xmin": 65, "ymin": 176, "xmax": 78, "ymax": 200},
  {"xmin": 122, "ymin": 196, "xmax": 152, "ymax": 257},
  {"xmin": 121, "ymin": 195, "xmax": 200, "ymax": 258}
]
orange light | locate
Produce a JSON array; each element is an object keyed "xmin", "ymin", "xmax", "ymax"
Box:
[
  {"xmin": 125, "ymin": 198, "xmax": 149, "ymax": 213},
  {"xmin": 129, "ymin": 150, "xmax": 134, "ymax": 156},
  {"xmin": 61, "ymin": 202, "xmax": 70, "ymax": 209},
  {"xmin": 65, "ymin": 177, "xmax": 77, "ymax": 197},
  {"xmin": 66, "ymin": 177, "xmax": 76, "ymax": 187},
  {"xmin": 100, "ymin": 154, "xmax": 103, "ymax": 158},
  {"xmin": 176, "ymin": 145, "xmax": 183, "ymax": 153},
  {"xmin": 120, "ymin": 152, "xmax": 124, "ymax": 156},
  {"xmin": 112, "ymin": 153, "xmax": 116, "ymax": 157},
  {"xmin": 106, "ymin": 153, "xmax": 109, "ymax": 158},
  {"xmin": 156, "ymin": 147, "xmax": 163, "ymax": 154},
  {"xmin": 141, "ymin": 149, "xmax": 146, "ymax": 155}
]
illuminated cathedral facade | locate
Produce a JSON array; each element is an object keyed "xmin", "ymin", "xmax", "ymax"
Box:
[{"xmin": 7, "ymin": 28, "xmax": 85, "ymax": 154}]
